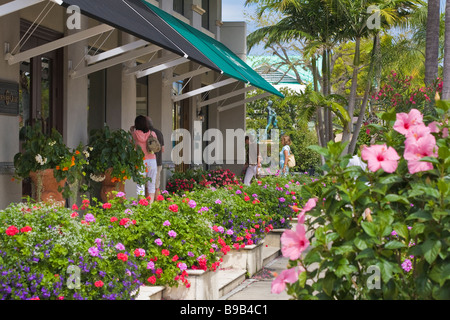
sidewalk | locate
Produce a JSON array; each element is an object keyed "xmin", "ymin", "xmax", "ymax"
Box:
[{"xmin": 220, "ymin": 255, "xmax": 291, "ymax": 300}]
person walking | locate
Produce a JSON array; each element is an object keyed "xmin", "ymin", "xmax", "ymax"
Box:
[
  {"xmin": 130, "ymin": 115, "xmax": 158, "ymax": 204},
  {"xmin": 280, "ymin": 135, "xmax": 292, "ymax": 176},
  {"xmin": 146, "ymin": 116, "xmax": 164, "ymax": 198}
]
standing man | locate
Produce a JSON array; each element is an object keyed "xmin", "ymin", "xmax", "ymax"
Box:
[{"xmin": 146, "ymin": 117, "xmax": 165, "ymax": 198}]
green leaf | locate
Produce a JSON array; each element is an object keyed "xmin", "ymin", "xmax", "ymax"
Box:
[
  {"xmin": 322, "ymin": 273, "xmax": 336, "ymax": 296},
  {"xmin": 392, "ymin": 223, "xmax": 409, "ymax": 240},
  {"xmin": 354, "ymin": 236, "xmax": 368, "ymax": 250},
  {"xmin": 429, "ymin": 263, "xmax": 450, "ymax": 287},
  {"xmin": 406, "ymin": 210, "xmax": 433, "ymax": 221},
  {"xmin": 379, "ymin": 175, "xmax": 403, "ymax": 185},
  {"xmin": 355, "ymin": 248, "xmax": 375, "ymax": 260},
  {"xmin": 384, "ymin": 194, "xmax": 409, "ymax": 205},
  {"xmin": 361, "ymin": 221, "xmax": 377, "ymax": 238},
  {"xmin": 422, "ymin": 239, "xmax": 442, "ymax": 264},
  {"xmin": 384, "ymin": 240, "xmax": 407, "ymax": 250}
]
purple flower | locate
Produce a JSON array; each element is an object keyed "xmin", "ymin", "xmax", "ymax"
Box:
[
  {"xmin": 155, "ymin": 238, "xmax": 163, "ymax": 246},
  {"xmin": 116, "ymin": 192, "xmax": 125, "ymax": 197},
  {"xmin": 215, "ymin": 199, "xmax": 222, "ymax": 204},
  {"xmin": 84, "ymin": 213, "xmax": 95, "ymax": 222},
  {"xmin": 163, "ymin": 220, "xmax": 171, "ymax": 227},
  {"xmin": 226, "ymin": 229, "xmax": 234, "ymax": 235},
  {"xmin": 252, "ymin": 194, "xmax": 258, "ymax": 198},
  {"xmin": 188, "ymin": 200, "xmax": 197, "ymax": 208},
  {"xmin": 115, "ymin": 243, "xmax": 125, "ymax": 251},
  {"xmin": 236, "ymin": 190, "xmax": 242, "ymax": 195},
  {"xmin": 279, "ymin": 197, "xmax": 285, "ymax": 203},
  {"xmin": 88, "ymin": 246, "xmax": 99, "ymax": 257},
  {"xmin": 168, "ymin": 230, "xmax": 177, "ymax": 238},
  {"xmin": 147, "ymin": 261, "xmax": 155, "ymax": 270},
  {"xmin": 401, "ymin": 259, "xmax": 412, "ymax": 272},
  {"xmin": 178, "ymin": 263, "xmax": 187, "ymax": 271},
  {"xmin": 188, "ymin": 251, "xmax": 195, "ymax": 257},
  {"xmin": 95, "ymin": 238, "xmax": 102, "ymax": 246},
  {"xmin": 124, "ymin": 209, "xmax": 133, "ymax": 215}
]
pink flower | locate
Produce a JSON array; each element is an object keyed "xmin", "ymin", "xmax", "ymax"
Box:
[
  {"xmin": 393, "ymin": 109, "xmax": 423, "ymax": 135},
  {"xmin": 281, "ymin": 224, "xmax": 310, "ymax": 260},
  {"xmin": 361, "ymin": 144, "xmax": 400, "ymax": 173},
  {"xmin": 404, "ymin": 134, "xmax": 438, "ymax": 174},
  {"xmin": 271, "ymin": 267, "xmax": 304, "ymax": 294},
  {"xmin": 404, "ymin": 123, "xmax": 431, "ymax": 145},
  {"xmin": 102, "ymin": 203, "xmax": 111, "ymax": 209}
]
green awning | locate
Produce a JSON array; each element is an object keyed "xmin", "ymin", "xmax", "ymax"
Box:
[{"xmin": 140, "ymin": 1, "xmax": 284, "ymax": 99}]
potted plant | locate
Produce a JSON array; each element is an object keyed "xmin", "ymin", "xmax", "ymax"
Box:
[
  {"xmin": 85, "ymin": 126, "xmax": 148, "ymax": 202},
  {"xmin": 13, "ymin": 123, "xmax": 71, "ymax": 205}
]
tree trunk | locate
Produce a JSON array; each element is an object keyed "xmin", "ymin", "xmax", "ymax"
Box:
[
  {"xmin": 443, "ymin": 0, "xmax": 450, "ymax": 99},
  {"xmin": 425, "ymin": 0, "xmax": 441, "ymax": 86},
  {"xmin": 349, "ymin": 34, "xmax": 380, "ymax": 155},
  {"xmin": 342, "ymin": 37, "xmax": 361, "ymax": 154}
]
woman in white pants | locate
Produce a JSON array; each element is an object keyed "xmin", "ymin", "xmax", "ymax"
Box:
[{"xmin": 243, "ymin": 136, "xmax": 261, "ymax": 186}]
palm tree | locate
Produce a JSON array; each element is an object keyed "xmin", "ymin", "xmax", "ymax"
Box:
[
  {"xmin": 443, "ymin": 0, "xmax": 450, "ymax": 99},
  {"xmin": 424, "ymin": 0, "xmax": 441, "ymax": 86}
]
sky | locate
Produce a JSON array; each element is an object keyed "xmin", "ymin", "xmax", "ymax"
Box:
[{"xmin": 222, "ymin": 0, "xmax": 249, "ymax": 22}]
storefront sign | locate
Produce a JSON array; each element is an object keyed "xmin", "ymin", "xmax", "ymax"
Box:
[{"xmin": 0, "ymin": 81, "xmax": 19, "ymax": 115}]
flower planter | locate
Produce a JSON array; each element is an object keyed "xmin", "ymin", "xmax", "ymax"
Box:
[
  {"xmin": 221, "ymin": 241, "xmax": 264, "ymax": 277},
  {"xmin": 100, "ymin": 168, "xmax": 125, "ymax": 203},
  {"xmin": 162, "ymin": 269, "xmax": 219, "ymax": 300},
  {"xmin": 264, "ymin": 229, "xmax": 285, "ymax": 250},
  {"xmin": 29, "ymin": 169, "xmax": 66, "ymax": 206}
]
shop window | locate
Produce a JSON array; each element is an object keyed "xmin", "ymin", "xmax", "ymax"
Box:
[
  {"xmin": 136, "ymin": 76, "xmax": 148, "ymax": 116},
  {"xmin": 173, "ymin": 0, "xmax": 184, "ymax": 15},
  {"xmin": 202, "ymin": 0, "xmax": 210, "ymax": 30}
]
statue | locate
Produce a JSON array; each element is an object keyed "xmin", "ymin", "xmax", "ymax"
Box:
[{"xmin": 265, "ymin": 100, "xmax": 278, "ymax": 139}]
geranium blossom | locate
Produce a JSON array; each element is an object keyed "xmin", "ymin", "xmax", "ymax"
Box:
[
  {"xmin": 20, "ymin": 226, "xmax": 32, "ymax": 233},
  {"xmin": 84, "ymin": 213, "xmax": 96, "ymax": 223},
  {"xmin": 361, "ymin": 144, "xmax": 400, "ymax": 173},
  {"xmin": 147, "ymin": 261, "xmax": 155, "ymax": 270},
  {"xmin": 6, "ymin": 226, "xmax": 19, "ymax": 236},
  {"xmin": 393, "ymin": 108, "xmax": 423, "ymax": 135},
  {"xmin": 281, "ymin": 224, "xmax": 310, "ymax": 260},
  {"xmin": 88, "ymin": 246, "xmax": 99, "ymax": 257},
  {"xmin": 155, "ymin": 238, "xmax": 163, "ymax": 246},
  {"xmin": 169, "ymin": 204, "xmax": 179, "ymax": 212},
  {"xmin": 271, "ymin": 267, "xmax": 304, "ymax": 294},
  {"xmin": 115, "ymin": 243, "xmax": 125, "ymax": 251},
  {"xmin": 163, "ymin": 220, "xmax": 171, "ymax": 226},
  {"xmin": 168, "ymin": 230, "xmax": 177, "ymax": 238},
  {"xmin": 188, "ymin": 200, "xmax": 197, "ymax": 208}
]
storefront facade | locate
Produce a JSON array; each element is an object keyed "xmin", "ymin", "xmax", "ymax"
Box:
[{"xmin": 0, "ymin": 0, "xmax": 281, "ymax": 209}]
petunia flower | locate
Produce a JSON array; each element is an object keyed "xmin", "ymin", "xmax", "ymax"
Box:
[{"xmin": 361, "ymin": 144, "xmax": 400, "ymax": 173}]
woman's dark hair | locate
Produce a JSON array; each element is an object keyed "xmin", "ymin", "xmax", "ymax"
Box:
[
  {"xmin": 135, "ymin": 115, "xmax": 149, "ymax": 133},
  {"xmin": 146, "ymin": 116, "xmax": 155, "ymax": 131}
]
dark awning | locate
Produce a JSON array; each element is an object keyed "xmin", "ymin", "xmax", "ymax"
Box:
[{"xmin": 58, "ymin": 0, "xmax": 221, "ymax": 73}]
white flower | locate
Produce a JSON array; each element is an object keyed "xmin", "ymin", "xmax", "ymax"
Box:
[
  {"xmin": 48, "ymin": 141, "xmax": 56, "ymax": 146},
  {"xmin": 83, "ymin": 150, "xmax": 90, "ymax": 158},
  {"xmin": 90, "ymin": 173, "xmax": 105, "ymax": 182},
  {"xmin": 35, "ymin": 154, "xmax": 47, "ymax": 166}
]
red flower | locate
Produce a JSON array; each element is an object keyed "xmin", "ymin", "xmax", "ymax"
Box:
[
  {"xmin": 162, "ymin": 249, "xmax": 170, "ymax": 256},
  {"xmin": 117, "ymin": 253, "xmax": 128, "ymax": 262},
  {"xmin": 110, "ymin": 217, "xmax": 118, "ymax": 223},
  {"xmin": 132, "ymin": 220, "xmax": 136, "ymax": 225},
  {"xmin": 71, "ymin": 212, "xmax": 78, "ymax": 218},
  {"xmin": 20, "ymin": 226, "xmax": 32, "ymax": 233},
  {"xmin": 172, "ymin": 255, "xmax": 179, "ymax": 262},
  {"xmin": 139, "ymin": 198, "xmax": 149, "ymax": 206},
  {"xmin": 169, "ymin": 204, "xmax": 179, "ymax": 212},
  {"xmin": 244, "ymin": 196, "xmax": 250, "ymax": 201},
  {"xmin": 156, "ymin": 268, "xmax": 163, "ymax": 275},
  {"xmin": 147, "ymin": 275, "xmax": 156, "ymax": 284},
  {"xmin": 72, "ymin": 204, "xmax": 79, "ymax": 210},
  {"xmin": 102, "ymin": 203, "xmax": 112, "ymax": 209},
  {"xmin": 157, "ymin": 195, "xmax": 165, "ymax": 201},
  {"xmin": 119, "ymin": 218, "xmax": 129, "ymax": 226},
  {"xmin": 5, "ymin": 226, "xmax": 19, "ymax": 236},
  {"xmin": 94, "ymin": 280, "xmax": 104, "ymax": 288}
]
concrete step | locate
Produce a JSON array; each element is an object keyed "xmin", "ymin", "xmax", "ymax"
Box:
[
  {"xmin": 217, "ymin": 268, "xmax": 247, "ymax": 298},
  {"xmin": 262, "ymin": 245, "xmax": 280, "ymax": 267},
  {"xmin": 135, "ymin": 286, "xmax": 165, "ymax": 300}
]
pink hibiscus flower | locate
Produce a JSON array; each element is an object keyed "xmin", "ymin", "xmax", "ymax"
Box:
[
  {"xmin": 290, "ymin": 197, "xmax": 318, "ymax": 223},
  {"xmin": 271, "ymin": 267, "xmax": 304, "ymax": 294},
  {"xmin": 404, "ymin": 123, "xmax": 431, "ymax": 145},
  {"xmin": 281, "ymin": 224, "xmax": 310, "ymax": 260},
  {"xmin": 361, "ymin": 144, "xmax": 400, "ymax": 173},
  {"xmin": 393, "ymin": 109, "xmax": 423, "ymax": 135},
  {"xmin": 404, "ymin": 134, "xmax": 438, "ymax": 174}
]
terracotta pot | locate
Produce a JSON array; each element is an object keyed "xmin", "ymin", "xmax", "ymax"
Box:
[
  {"xmin": 100, "ymin": 168, "xmax": 125, "ymax": 203},
  {"xmin": 29, "ymin": 169, "xmax": 66, "ymax": 206}
]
